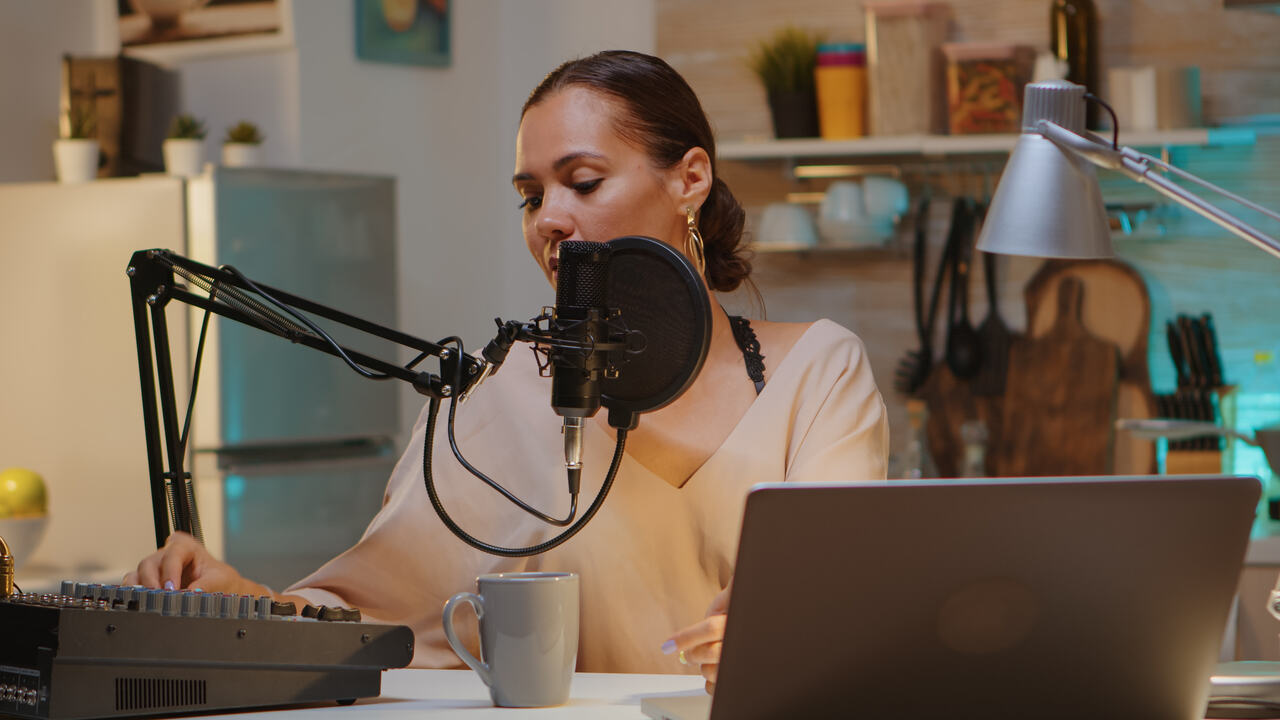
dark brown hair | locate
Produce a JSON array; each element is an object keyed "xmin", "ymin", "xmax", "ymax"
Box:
[{"xmin": 523, "ymin": 50, "xmax": 751, "ymax": 293}]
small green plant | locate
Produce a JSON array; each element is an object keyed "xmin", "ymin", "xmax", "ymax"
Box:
[
  {"xmin": 223, "ymin": 120, "xmax": 264, "ymax": 145},
  {"xmin": 747, "ymin": 25, "xmax": 824, "ymax": 95},
  {"xmin": 167, "ymin": 113, "xmax": 208, "ymax": 140},
  {"xmin": 63, "ymin": 105, "xmax": 97, "ymax": 139}
]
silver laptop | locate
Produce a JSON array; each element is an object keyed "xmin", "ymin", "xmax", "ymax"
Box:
[{"xmin": 642, "ymin": 475, "xmax": 1260, "ymax": 720}]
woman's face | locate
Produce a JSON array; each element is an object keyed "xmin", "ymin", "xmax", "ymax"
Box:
[{"xmin": 513, "ymin": 86, "xmax": 700, "ymax": 287}]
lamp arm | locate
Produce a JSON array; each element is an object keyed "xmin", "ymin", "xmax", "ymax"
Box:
[{"xmin": 1035, "ymin": 120, "xmax": 1280, "ymax": 260}]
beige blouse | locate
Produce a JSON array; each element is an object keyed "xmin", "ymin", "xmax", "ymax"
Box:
[{"xmin": 286, "ymin": 318, "xmax": 888, "ymax": 674}]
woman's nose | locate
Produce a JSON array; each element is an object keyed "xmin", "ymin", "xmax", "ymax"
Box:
[{"xmin": 534, "ymin": 191, "xmax": 574, "ymax": 240}]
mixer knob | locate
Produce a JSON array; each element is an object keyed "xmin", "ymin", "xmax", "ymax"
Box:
[
  {"xmin": 163, "ymin": 592, "xmax": 182, "ymax": 616},
  {"xmin": 200, "ymin": 593, "xmax": 220, "ymax": 617},
  {"xmin": 145, "ymin": 589, "xmax": 165, "ymax": 613},
  {"xmin": 182, "ymin": 592, "xmax": 201, "ymax": 617},
  {"xmin": 60, "ymin": 580, "xmax": 76, "ymax": 597},
  {"xmin": 256, "ymin": 596, "xmax": 272, "ymax": 619},
  {"xmin": 219, "ymin": 594, "xmax": 236, "ymax": 619},
  {"xmin": 74, "ymin": 582, "xmax": 91, "ymax": 599},
  {"xmin": 237, "ymin": 595, "xmax": 253, "ymax": 619}
]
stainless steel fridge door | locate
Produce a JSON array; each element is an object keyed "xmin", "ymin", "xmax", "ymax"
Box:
[
  {"xmin": 191, "ymin": 167, "xmax": 401, "ymax": 449},
  {"xmin": 220, "ymin": 454, "xmax": 396, "ymax": 592}
]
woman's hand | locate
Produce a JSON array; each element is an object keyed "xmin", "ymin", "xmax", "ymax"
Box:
[
  {"xmin": 122, "ymin": 531, "xmax": 258, "ymax": 595},
  {"xmin": 663, "ymin": 580, "xmax": 732, "ymax": 694}
]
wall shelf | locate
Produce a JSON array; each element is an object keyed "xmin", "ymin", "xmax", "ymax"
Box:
[
  {"xmin": 718, "ymin": 128, "xmax": 1256, "ymax": 163},
  {"xmin": 748, "ymin": 242, "xmax": 908, "ymax": 260}
]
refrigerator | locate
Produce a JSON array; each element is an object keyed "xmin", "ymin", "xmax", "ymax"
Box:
[{"xmin": 185, "ymin": 167, "xmax": 401, "ymax": 592}]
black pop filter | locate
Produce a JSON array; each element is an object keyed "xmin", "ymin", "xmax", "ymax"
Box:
[{"xmin": 599, "ymin": 235, "xmax": 711, "ymax": 430}]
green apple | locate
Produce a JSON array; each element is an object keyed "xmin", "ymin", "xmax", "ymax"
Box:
[{"xmin": 0, "ymin": 467, "xmax": 48, "ymax": 518}]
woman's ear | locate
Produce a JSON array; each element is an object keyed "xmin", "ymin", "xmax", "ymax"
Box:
[{"xmin": 667, "ymin": 146, "xmax": 713, "ymax": 212}]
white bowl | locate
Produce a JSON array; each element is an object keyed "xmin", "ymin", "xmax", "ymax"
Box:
[
  {"xmin": 755, "ymin": 202, "xmax": 819, "ymax": 247},
  {"xmin": 0, "ymin": 516, "xmax": 49, "ymax": 570},
  {"xmin": 817, "ymin": 216, "xmax": 895, "ymax": 247}
]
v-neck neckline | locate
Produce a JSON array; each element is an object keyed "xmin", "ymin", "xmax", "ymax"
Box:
[{"xmin": 591, "ymin": 319, "xmax": 827, "ymax": 490}]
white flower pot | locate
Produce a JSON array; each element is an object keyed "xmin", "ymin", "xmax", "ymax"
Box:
[
  {"xmin": 163, "ymin": 138, "xmax": 206, "ymax": 177},
  {"xmin": 53, "ymin": 139, "xmax": 100, "ymax": 183},
  {"xmin": 221, "ymin": 142, "xmax": 263, "ymax": 168}
]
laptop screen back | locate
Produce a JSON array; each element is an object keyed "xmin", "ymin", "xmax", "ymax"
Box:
[{"xmin": 708, "ymin": 475, "xmax": 1259, "ymax": 720}]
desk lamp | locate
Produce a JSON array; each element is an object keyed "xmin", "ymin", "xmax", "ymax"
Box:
[{"xmin": 975, "ymin": 80, "xmax": 1280, "ymax": 259}]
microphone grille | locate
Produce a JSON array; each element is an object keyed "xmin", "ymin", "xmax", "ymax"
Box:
[{"xmin": 556, "ymin": 241, "xmax": 609, "ymax": 307}]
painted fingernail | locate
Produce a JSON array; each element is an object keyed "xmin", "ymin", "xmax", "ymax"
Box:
[
  {"xmin": 660, "ymin": 639, "xmax": 677, "ymax": 655},
  {"xmin": 163, "ymin": 580, "xmax": 175, "ymax": 591}
]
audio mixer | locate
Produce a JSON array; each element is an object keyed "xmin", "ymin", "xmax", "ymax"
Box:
[{"xmin": 0, "ymin": 582, "xmax": 414, "ymax": 720}]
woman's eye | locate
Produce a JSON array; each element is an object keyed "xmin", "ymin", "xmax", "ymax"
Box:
[
  {"xmin": 573, "ymin": 179, "xmax": 602, "ymax": 194},
  {"xmin": 518, "ymin": 195, "xmax": 542, "ymax": 211}
]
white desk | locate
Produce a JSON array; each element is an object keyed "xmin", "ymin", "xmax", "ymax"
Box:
[{"xmin": 207, "ymin": 670, "xmax": 705, "ymax": 718}]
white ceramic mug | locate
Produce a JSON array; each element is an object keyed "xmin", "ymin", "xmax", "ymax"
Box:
[{"xmin": 443, "ymin": 572, "xmax": 580, "ymax": 707}]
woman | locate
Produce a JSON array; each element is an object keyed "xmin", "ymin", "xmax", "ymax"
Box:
[{"xmin": 125, "ymin": 50, "xmax": 888, "ymax": 691}]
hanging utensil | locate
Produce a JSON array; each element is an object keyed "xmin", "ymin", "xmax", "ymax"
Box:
[
  {"xmin": 894, "ymin": 195, "xmax": 935, "ymax": 395},
  {"xmin": 971, "ymin": 210, "xmax": 1010, "ymax": 396},
  {"xmin": 945, "ymin": 197, "xmax": 982, "ymax": 379}
]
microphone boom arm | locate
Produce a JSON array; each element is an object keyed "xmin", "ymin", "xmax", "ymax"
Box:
[{"xmin": 128, "ymin": 248, "xmax": 487, "ymax": 547}]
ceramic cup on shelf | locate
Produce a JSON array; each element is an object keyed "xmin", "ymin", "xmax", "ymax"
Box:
[
  {"xmin": 755, "ymin": 202, "xmax": 819, "ymax": 248},
  {"xmin": 818, "ymin": 180, "xmax": 866, "ymax": 224},
  {"xmin": 862, "ymin": 175, "xmax": 910, "ymax": 221},
  {"xmin": 817, "ymin": 180, "xmax": 891, "ymax": 247}
]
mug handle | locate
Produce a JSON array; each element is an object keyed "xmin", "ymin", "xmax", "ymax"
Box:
[{"xmin": 442, "ymin": 592, "xmax": 491, "ymax": 686}]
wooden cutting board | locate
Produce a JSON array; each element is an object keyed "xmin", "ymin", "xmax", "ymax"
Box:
[
  {"xmin": 1024, "ymin": 260, "xmax": 1158, "ymax": 474},
  {"xmin": 992, "ymin": 275, "xmax": 1121, "ymax": 476}
]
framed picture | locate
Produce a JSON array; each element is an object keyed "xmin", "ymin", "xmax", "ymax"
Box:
[
  {"xmin": 118, "ymin": 0, "xmax": 294, "ymax": 63},
  {"xmin": 355, "ymin": 0, "xmax": 450, "ymax": 68}
]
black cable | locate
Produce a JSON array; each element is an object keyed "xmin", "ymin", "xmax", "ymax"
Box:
[
  {"xmin": 219, "ymin": 264, "xmax": 394, "ymax": 381},
  {"xmin": 178, "ymin": 301, "xmax": 214, "ymax": 454},
  {"xmin": 422, "ymin": 394, "xmax": 628, "ymax": 557},
  {"xmin": 1084, "ymin": 92, "xmax": 1119, "ymax": 150},
  {"xmin": 435, "ymin": 337, "xmax": 578, "ymax": 526}
]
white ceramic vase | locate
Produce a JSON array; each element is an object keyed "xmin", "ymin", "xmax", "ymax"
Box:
[
  {"xmin": 53, "ymin": 139, "xmax": 100, "ymax": 183},
  {"xmin": 163, "ymin": 138, "xmax": 205, "ymax": 177},
  {"xmin": 221, "ymin": 142, "xmax": 263, "ymax": 168}
]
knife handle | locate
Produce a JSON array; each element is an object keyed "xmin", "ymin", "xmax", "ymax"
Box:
[
  {"xmin": 1201, "ymin": 313, "xmax": 1225, "ymax": 388},
  {"xmin": 1167, "ymin": 320, "xmax": 1188, "ymax": 389}
]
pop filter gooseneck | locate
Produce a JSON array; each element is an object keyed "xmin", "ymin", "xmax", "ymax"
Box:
[{"xmin": 423, "ymin": 235, "xmax": 711, "ymax": 557}]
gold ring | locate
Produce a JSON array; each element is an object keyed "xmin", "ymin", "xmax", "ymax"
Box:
[{"xmin": 677, "ymin": 649, "xmax": 688, "ymax": 665}]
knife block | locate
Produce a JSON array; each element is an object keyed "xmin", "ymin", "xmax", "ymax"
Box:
[{"xmin": 1163, "ymin": 385, "xmax": 1237, "ymax": 475}]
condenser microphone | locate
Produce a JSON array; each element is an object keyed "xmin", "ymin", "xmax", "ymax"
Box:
[{"xmin": 550, "ymin": 241, "xmax": 613, "ymax": 493}]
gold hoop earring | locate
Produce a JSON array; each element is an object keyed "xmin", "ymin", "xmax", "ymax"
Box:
[{"xmin": 685, "ymin": 207, "xmax": 706, "ymax": 278}]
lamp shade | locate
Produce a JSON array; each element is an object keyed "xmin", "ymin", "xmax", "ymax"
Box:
[{"xmin": 976, "ymin": 81, "xmax": 1114, "ymax": 259}]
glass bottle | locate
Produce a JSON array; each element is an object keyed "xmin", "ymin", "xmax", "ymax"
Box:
[
  {"xmin": 1049, "ymin": 0, "xmax": 1099, "ymax": 129},
  {"xmin": 901, "ymin": 399, "xmax": 937, "ymax": 480},
  {"xmin": 959, "ymin": 420, "xmax": 989, "ymax": 478}
]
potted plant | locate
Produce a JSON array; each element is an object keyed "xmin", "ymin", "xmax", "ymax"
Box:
[
  {"xmin": 221, "ymin": 120, "xmax": 265, "ymax": 168},
  {"xmin": 747, "ymin": 26, "xmax": 823, "ymax": 139},
  {"xmin": 53, "ymin": 105, "xmax": 100, "ymax": 183},
  {"xmin": 163, "ymin": 113, "xmax": 207, "ymax": 177}
]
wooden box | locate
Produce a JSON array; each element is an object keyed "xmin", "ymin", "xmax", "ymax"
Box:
[{"xmin": 866, "ymin": 1, "xmax": 951, "ymax": 136}]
